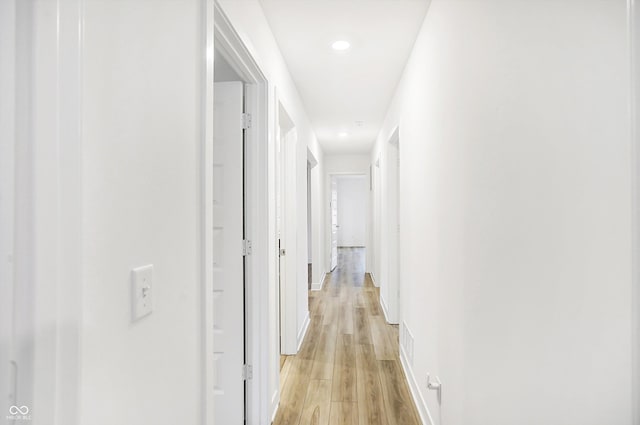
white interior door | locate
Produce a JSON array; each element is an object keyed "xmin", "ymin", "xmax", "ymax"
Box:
[
  {"xmin": 212, "ymin": 81, "xmax": 245, "ymax": 424},
  {"xmin": 330, "ymin": 176, "xmax": 338, "ymax": 271}
]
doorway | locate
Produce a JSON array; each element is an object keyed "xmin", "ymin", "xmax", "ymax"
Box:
[
  {"xmin": 330, "ymin": 176, "xmax": 339, "ymax": 271},
  {"xmin": 382, "ymin": 127, "xmax": 400, "ymax": 325},
  {"xmin": 212, "ymin": 51, "xmax": 246, "ymax": 425},
  {"xmin": 329, "ymin": 174, "xmax": 370, "ymax": 272},
  {"xmin": 276, "ymin": 99, "xmax": 298, "ymax": 357},
  {"xmin": 307, "ymin": 160, "xmax": 312, "ymax": 290},
  {"xmin": 207, "ymin": 5, "xmax": 270, "ymax": 424}
]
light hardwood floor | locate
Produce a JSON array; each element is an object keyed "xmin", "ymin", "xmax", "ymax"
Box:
[{"xmin": 274, "ymin": 248, "xmax": 421, "ymax": 425}]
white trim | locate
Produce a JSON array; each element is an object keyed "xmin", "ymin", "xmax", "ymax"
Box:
[
  {"xmin": 629, "ymin": 1, "xmax": 640, "ymax": 424},
  {"xmin": 400, "ymin": 344, "xmax": 434, "ymax": 425},
  {"xmin": 0, "ymin": 0, "xmax": 17, "ymax": 418},
  {"xmin": 369, "ymin": 272, "xmax": 378, "ymax": 287},
  {"xmin": 311, "ymin": 273, "xmax": 326, "ymax": 291},
  {"xmin": 307, "ymin": 148, "xmax": 319, "ymax": 169},
  {"xmin": 26, "ymin": 1, "xmax": 84, "ymax": 423},
  {"xmin": 383, "ymin": 126, "xmax": 401, "ymax": 327},
  {"xmin": 276, "ymin": 96, "xmax": 300, "ymax": 356},
  {"xmin": 212, "ymin": 4, "xmax": 270, "ymax": 424},
  {"xmin": 270, "ymin": 395, "xmax": 280, "ymax": 424},
  {"xmin": 379, "ymin": 295, "xmax": 394, "ymax": 325},
  {"xmin": 202, "ymin": 2, "xmax": 215, "ymax": 424},
  {"xmin": 296, "ymin": 312, "xmax": 311, "ymax": 351}
]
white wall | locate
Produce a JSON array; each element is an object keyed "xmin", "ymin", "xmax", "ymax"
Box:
[
  {"xmin": 324, "ymin": 154, "xmax": 372, "ymax": 272},
  {"xmin": 216, "ymin": 0, "xmax": 325, "ymax": 419},
  {"xmin": 337, "ymin": 177, "xmax": 368, "ymax": 247},
  {"xmin": 80, "ymin": 1, "xmax": 204, "ymax": 424},
  {"xmin": 371, "ymin": 1, "xmax": 634, "ymax": 424},
  {"xmin": 1, "ymin": 1, "xmax": 207, "ymax": 424}
]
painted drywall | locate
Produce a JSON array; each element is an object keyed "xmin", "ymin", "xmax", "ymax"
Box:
[
  {"xmin": 216, "ymin": 0, "xmax": 325, "ymax": 419},
  {"xmin": 79, "ymin": 2, "xmax": 203, "ymax": 424},
  {"xmin": 214, "ymin": 48, "xmax": 242, "ymax": 82},
  {"xmin": 336, "ymin": 176, "xmax": 368, "ymax": 247},
  {"xmin": 324, "ymin": 154, "xmax": 372, "ymax": 273},
  {"xmin": 371, "ymin": 1, "xmax": 633, "ymax": 424}
]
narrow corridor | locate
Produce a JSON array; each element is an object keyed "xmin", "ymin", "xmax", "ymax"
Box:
[{"xmin": 275, "ymin": 248, "xmax": 420, "ymax": 425}]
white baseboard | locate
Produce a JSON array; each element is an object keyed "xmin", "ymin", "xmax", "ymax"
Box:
[
  {"xmin": 296, "ymin": 312, "xmax": 310, "ymax": 351},
  {"xmin": 370, "ymin": 272, "xmax": 378, "ymax": 287},
  {"xmin": 311, "ymin": 273, "xmax": 326, "ymax": 291},
  {"xmin": 379, "ymin": 294, "xmax": 399, "ymax": 325},
  {"xmin": 380, "ymin": 295, "xmax": 391, "ymax": 323},
  {"xmin": 270, "ymin": 390, "xmax": 280, "ymax": 424},
  {"xmin": 400, "ymin": 344, "xmax": 434, "ymax": 425}
]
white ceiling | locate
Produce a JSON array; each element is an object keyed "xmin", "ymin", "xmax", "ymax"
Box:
[{"xmin": 260, "ymin": 0, "xmax": 430, "ymax": 155}]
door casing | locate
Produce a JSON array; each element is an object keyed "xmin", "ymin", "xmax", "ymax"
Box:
[
  {"xmin": 276, "ymin": 98, "xmax": 299, "ymax": 356},
  {"xmin": 208, "ymin": 4, "xmax": 270, "ymax": 423},
  {"xmin": 630, "ymin": 1, "xmax": 640, "ymax": 423}
]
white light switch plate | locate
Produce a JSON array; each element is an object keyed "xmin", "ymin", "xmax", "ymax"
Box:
[{"xmin": 132, "ymin": 264, "xmax": 153, "ymax": 321}]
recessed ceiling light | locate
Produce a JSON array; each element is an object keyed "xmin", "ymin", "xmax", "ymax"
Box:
[
  {"xmin": 338, "ymin": 132, "xmax": 349, "ymax": 138},
  {"xmin": 331, "ymin": 40, "xmax": 351, "ymax": 51}
]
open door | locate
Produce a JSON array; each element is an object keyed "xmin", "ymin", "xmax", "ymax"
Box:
[
  {"xmin": 330, "ymin": 176, "xmax": 338, "ymax": 271},
  {"xmin": 212, "ymin": 81, "xmax": 245, "ymax": 424}
]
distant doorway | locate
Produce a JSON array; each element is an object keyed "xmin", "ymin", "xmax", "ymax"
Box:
[{"xmin": 331, "ymin": 174, "xmax": 369, "ymax": 270}]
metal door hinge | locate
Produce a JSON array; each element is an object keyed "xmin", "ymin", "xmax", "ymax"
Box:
[
  {"xmin": 242, "ymin": 239, "xmax": 252, "ymax": 256},
  {"xmin": 242, "ymin": 113, "xmax": 252, "ymax": 129},
  {"xmin": 242, "ymin": 364, "xmax": 253, "ymax": 380}
]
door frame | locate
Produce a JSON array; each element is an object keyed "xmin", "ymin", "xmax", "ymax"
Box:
[
  {"xmin": 327, "ymin": 172, "xmax": 370, "ymax": 271},
  {"xmin": 205, "ymin": 3, "xmax": 269, "ymax": 423},
  {"xmin": 329, "ymin": 175, "xmax": 339, "ymax": 271},
  {"xmin": 380, "ymin": 126, "xmax": 400, "ymax": 325},
  {"xmin": 0, "ymin": 0, "xmax": 17, "ymax": 416},
  {"xmin": 1, "ymin": 1, "xmax": 84, "ymax": 423},
  {"xmin": 372, "ymin": 154, "xmax": 382, "ymax": 287},
  {"xmin": 275, "ymin": 96, "xmax": 300, "ymax": 356},
  {"xmin": 307, "ymin": 149, "xmax": 320, "ymax": 290},
  {"xmin": 630, "ymin": 1, "xmax": 639, "ymax": 423}
]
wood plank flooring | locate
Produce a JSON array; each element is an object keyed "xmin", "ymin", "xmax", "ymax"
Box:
[{"xmin": 274, "ymin": 248, "xmax": 421, "ymax": 425}]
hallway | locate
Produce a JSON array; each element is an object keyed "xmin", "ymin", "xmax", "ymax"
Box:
[
  {"xmin": 3, "ymin": 1, "xmax": 639, "ymax": 424},
  {"xmin": 275, "ymin": 248, "xmax": 420, "ymax": 425}
]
